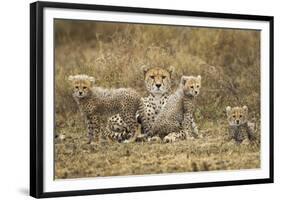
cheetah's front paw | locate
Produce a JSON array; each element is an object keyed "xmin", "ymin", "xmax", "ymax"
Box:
[
  {"xmin": 135, "ymin": 134, "xmax": 148, "ymax": 142},
  {"xmin": 148, "ymin": 136, "xmax": 161, "ymax": 142},
  {"xmin": 241, "ymin": 139, "xmax": 250, "ymax": 145},
  {"xmin": 163, "ymin": 135, "xmax": 176, "ymax": 143}
]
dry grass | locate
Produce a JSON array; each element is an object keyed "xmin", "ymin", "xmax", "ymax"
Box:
[
  {"xmin": 55, "ymin": 117, "xmax": 260, "ymax": 178},
  {"xmin": 54, "ymin": 20, "xmax": 261, "ymax": 179}
]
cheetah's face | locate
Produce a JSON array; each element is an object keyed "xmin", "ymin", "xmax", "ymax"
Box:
[
  {"xmin": 68, "ymin": 75, "xmax": 95, "ymax": 98},
  {"xmin": 226, "ymin": 106, "xmax": 248, "ymax": 126},
  {"xmin": 142, "ymin": 66, "xmax": 174, "ymax": 96},
  {"xmin": 181, "ymin": 75, "xmax": 201, "ymax": 97}
]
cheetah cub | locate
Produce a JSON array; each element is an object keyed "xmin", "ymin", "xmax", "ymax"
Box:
[
  {"xmin": 152, "ymin": 75, "xmax": 201, "ymax": 142},
  {"xmin": 226, "ymin": 106, "xmax": 256, "ymax": 144},
  {"xmin": 68, "ymin": 74, "xmax": 141, "ymax": 144}
]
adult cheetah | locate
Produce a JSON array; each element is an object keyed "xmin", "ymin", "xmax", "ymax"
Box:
[{"xmin": 107, "ymin": 66, "xmax": 174, "ymax": 142}]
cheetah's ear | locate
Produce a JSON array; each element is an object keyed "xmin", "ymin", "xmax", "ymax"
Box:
[
  {"xmin": 168, "ymin": 66, "xmax": 175, "ymax": 76},
  {"xmin": 68, "ymin": 75, "xmax": 75, "ymax": 82},
  {"xmin": 242, "ymin": 105, "xmax": 248, "ymax": 114},
  {"xmin": 141, "ymin": 65, "xmax": 150, "ymax": 75},
  {"xmin": 180, "ymin": 76, "xmax": 188, "ymax": 85},
  {"xmin": 197, "ymin": 75, "xmax": 201, "ymax": 84},
  {"xmin": 87, "ymin": 76, "xmax": 95, "ymax": 84},
  {"xmin": 226, "ymin": 106, "xmax": 232, "ymax": 116}
]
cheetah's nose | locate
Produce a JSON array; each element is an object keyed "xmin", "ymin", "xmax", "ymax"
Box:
[
  {"xmin": 195, "ymin": 91, "xmax": 198, "ymax": 95},
  {"xmin": 156, "ymin": 84, "xmax": 161, "ymax": 88},
  {"xmin": 236, "ymin": 120, "xmax": 240, "ymax": 124},
  {"xmin": 79, "ymin": 91, "xmax": 83, "ymax": 95}
]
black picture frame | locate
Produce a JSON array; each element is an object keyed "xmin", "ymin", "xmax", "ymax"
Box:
[{"xmin": 30, "ymin": 1, "xmax": 274, "ymax": 198}]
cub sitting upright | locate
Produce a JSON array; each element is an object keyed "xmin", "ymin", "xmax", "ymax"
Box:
[
  {"xmin": 107, "ymin": 65, "xmax": 174, "ymax": 142},
  {"xmin": 152, "ymin": 75, "xmax": 201, "ymax": 141},
  {"xmin": 226, "ymin": 106, "xmax": 256, "ymax": 143},
  {"xmin": 68, "ymin": 74, "xmax": 141, "ymax": 144}
]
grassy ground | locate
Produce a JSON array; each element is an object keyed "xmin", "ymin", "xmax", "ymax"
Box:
[
  {"xmin": 55, "ymin": 115, "xmax": 260, "ymax": 179},
  {"xmin": 54, "ymin": 20, "xmax": 261, "ymax": 179}
]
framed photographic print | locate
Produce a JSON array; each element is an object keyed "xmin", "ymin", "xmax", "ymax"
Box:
[{"xmin": 30, "ymin": 1, "xmax": 274, "ymax": 198}]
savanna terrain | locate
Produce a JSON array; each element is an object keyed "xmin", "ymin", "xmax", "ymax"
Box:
[{"xmin": 54, "ymin": 20, "xmax": 260, "ymax": 179}]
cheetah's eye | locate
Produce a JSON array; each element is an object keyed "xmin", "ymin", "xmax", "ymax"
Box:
[
  {"xmin": 75, "ymin": 86, "xmax": 79, "ymax": 89},
  {"xmin": 197, "ymin": 85, "xmax": 200, "ymax": 88},
  {"xmin": 150, "ymin": 76, "xmax": 155, "ymax": 79},
  {"xmin": 83, "ymin": 86, "xmax": 87, "ymax": 90},
  {"xmin": 190, "ymin": 86, "xmax": 194, "ymax": 89},
  {"xmin": 162, "ymin": 76, "xmax": 166, "ymax": 79},
  {"xmin": 232, "ymin": 115, "xmax": 236, "ymax": 118},
  {"xmin": 239, "ymin": 115, "xmax": 242, "ymax": 118}
]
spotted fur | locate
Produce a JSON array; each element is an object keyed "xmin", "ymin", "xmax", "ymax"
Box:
[
  {"xmin": 68, "ymin": 74, "xmax": 141, "ymax": 144},
  {"xmin": 152, "ymin": 75, "xmax": 201, "ymax": 142},
  {"xmin": 107, "ymin": 66, "xmax": 174, "ymax": 142},
  {"xmin": 226, "ymin": 106, "xmax": 256, "ymax": 143}
]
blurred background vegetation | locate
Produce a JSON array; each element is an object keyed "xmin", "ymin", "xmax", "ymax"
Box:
[
  {"xmin": 55, "ymin": 19, "xmax": 260, "ymax": 129},
  {"xmin": 54, "ymin": 19, "xmax": 261, "ymax": 179}
]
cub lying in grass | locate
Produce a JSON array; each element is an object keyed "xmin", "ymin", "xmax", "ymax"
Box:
[{"xmin": 226, "ymin": 105, "xmax": 256, "ymax": 144}]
